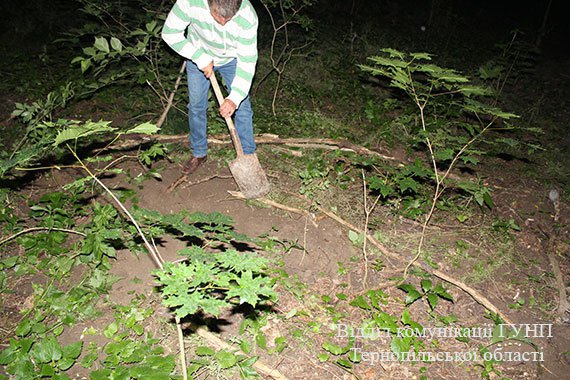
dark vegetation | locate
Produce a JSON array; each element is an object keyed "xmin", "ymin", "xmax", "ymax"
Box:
[{"xmin": 1, "ymin": 0, "xmax": 569, "ymax": 379}]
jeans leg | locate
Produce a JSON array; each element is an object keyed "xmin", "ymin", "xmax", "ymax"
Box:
[
  {"xmin": 215, "ymin": 60, "xmax": 256, "ymax": 154},
  {"xmin": 186, "ymin": 60, "xmax": 209, "ymax": 157}
]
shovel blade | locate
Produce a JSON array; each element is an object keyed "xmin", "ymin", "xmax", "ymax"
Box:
[{"xmin": 229, "ymin": 154, "xmax": 270, "ymax": 199}]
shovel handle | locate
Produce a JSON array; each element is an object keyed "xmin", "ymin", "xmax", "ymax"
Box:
[{"xmin": 209, "ymin": 74, "xmax": 244, "ymax": 156}]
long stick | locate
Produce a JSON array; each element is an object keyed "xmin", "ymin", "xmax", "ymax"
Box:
[
  {"xmin": 0, "ymin": 227, "xmax": 86, "ymax": 246},
  {"xmin": 68, "ymin": 146, "xmax": 189, "ymax": 379},
  {"xmin": 156, "ymin": 61, "xmax": 187, "ymax": 128},
  {"xmin": 192, "ymin": 324, "xmax": 290, "ymax": 380},
  {"xmin": 229, "ymin": 192, "xmax": 513, "ymax": 325},
  {"xmin": 110, "ymin": 133, "xmax": 398, "ymax": 162}
]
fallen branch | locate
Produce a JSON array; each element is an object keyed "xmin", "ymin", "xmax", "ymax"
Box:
[
  {"xmin": 107, "ymin": 133, "xmax": 398, "ymax": 162},
  {"xmin": 0, "ymin": 227, "xmax": 86, "ymax": 246},
  {"xmin": 430, "ymin": 270, "xmax": 513, "ymax": 324},
  {"xmin": 156, "ymin": 61, "xmax": 187, "ymax": 129},
  {"xmin": 166, "ymin": 173, "xmax": 189, "ymax": 194},
  {"xmin": 228, "ymin": 190, "xmax": 317, "ymax": 227},
  {"xmin": 534, "ymin": 217, "xmax": 570, "ymax": 322},
  {"xmin": 229, "ymin": 192, "xmax": 513, "ymax": 324},
  {"xmin": 547, "ymin": 246, "xmax": 570, "ymax": 321},
  {"xmin": 191, "ymin": 324, "xmax": 290, "ymax": 380},
  {"xmin": 319, "ymin": 206, "xmax": 512, "ymax": 324}
]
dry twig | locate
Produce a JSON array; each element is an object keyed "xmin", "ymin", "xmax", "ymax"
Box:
[{"xmin": 228, "ymin": 192, "xmax": 513, "ymax": 324}]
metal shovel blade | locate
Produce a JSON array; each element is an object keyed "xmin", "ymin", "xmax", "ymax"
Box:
[{"xmin": 229, "ymin": 154, "xmax": 271, "ymax": 199}]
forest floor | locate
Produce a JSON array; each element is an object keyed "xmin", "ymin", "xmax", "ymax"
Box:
[
  {"xmin": 1, "ymin": 123, "xmax": 569, "ymax": 380},
  {"xmin": 1, "ymin": 5, "xmax": 570, "ymax": 379}
]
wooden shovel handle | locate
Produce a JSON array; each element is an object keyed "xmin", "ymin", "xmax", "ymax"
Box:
[{"xmin": 209, "ymin": 74, "xmax": 244, "ymax": 156}]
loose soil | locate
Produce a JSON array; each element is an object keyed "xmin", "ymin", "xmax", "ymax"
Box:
[{"xmin": 9, "ymin": 143, "xmax": 564, "ymax": 380}]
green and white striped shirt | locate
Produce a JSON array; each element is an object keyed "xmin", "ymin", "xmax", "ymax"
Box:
[{"xmin": 162, "ymin": 0, "xmax": 258, "ymax": 106}]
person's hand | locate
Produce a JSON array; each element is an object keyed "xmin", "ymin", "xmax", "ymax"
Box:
[
  {"xmin": 219, "ymin": 99, "xmax": 237, "ymax": 118},
  {"xmin": 201, "ymin": 61, "xmax": 214, "ymax": 78}
]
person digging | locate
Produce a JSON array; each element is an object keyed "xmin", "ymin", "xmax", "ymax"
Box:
[{"xmin": 162, "ymin": 0, "xmax": 259, "ymax": 174}]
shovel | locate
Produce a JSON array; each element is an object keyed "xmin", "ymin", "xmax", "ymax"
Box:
[{"xmin": 209, "ymin": 74, "xmax": 270, "ymax": 199}]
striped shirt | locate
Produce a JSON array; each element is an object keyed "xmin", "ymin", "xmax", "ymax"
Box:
[{"xmin": 161, "ymin": 0, "xmax": 258, "ymax": 106}]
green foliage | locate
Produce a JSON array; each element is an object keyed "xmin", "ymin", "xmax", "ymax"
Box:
[
  {"xmin": 367, "ymin": 159, "xmax": 432, "ymax": 218},
  {"xmin": 89, "ymin": 300, "xmax": 178, "ymax": 379},
  {"xmin": 155, "ymin": 247, "xmax": 277, "ymax": 318},
  {"xmin": 477, "ymin": 31, "xmax": 540, "ymax": 98},
  {"xmin": 189, "ymin": 347, "xmax": 259, "ymax": 379},
  {"xmin": 359, "ymin": 48, "xmax": 517, "ymax": 224},
  {"xmin": 0, "ymin": 334, "xmax": 83, "ymax": 378},
  {"xmin": 397, "ymin": 280, "xmax": 453, "ymax": 310},
  {"xmin": 360, "ymin": 48, "xmax": 520, "ymax": 215}
]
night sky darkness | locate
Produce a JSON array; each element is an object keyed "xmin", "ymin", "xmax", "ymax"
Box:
[{"xmin": 0, "ymin": 0, "xmax": 568, "ymax": 58}]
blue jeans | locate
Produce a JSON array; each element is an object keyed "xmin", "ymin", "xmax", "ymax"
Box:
[{"xmin": 186, "ymin": 59, "xmax": 256, "ymax": 157}]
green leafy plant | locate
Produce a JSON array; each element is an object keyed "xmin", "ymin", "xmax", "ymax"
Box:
[
  {"xmin": 398, "ymin": 280, "xmax": 453, "ymax": 310},
  {"xmin": 189, "ymin": 347, "xmax": 259, "ymax": 379},
  {"xmin": 0, "ymin": 334, "xmax": 83, "ymax": 379},
  {"xmin": 155, "ymin": 247, "xmax": 277, "ymax": 319},
  {"xmin": 360, "ymin": 48, "xmax": 519, "ymax": 277},
  {"xmin": 88, "ymin": 300, "xmax": 178, "ymax": 379}
]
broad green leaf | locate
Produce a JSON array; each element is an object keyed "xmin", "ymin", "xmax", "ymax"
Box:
[
  {"xmin": 390, "ymin": 337, "xmax": 410, "ymax": 358},
  {"xmin": 40, "ymin": 364, "xmax": 56, "ymax": 377},
  {"xmin": 216, "ymin": 250, "xmax": 268, "ymax": 273},
  {"xmin": 15, "ymin": 319, "xmax": 33, "ymax": 337},
  {"xmin": 94, "ymin": 37, "xmax": 110, "ymax": 53},
  {"xmin": 57, "ymin": 357, "xmax": 75, "ymax": 371},
  {"xmin": 125, "ymin": 122, "xmax": 159, "ymax": 135},
  {"xmin": 146, "ymin": 20, "xmax": 158, "ymax": 33},
  {"xmin": 62, "ymin": 341, "xmax": 83, "ymax": 360},
  {"xmin": 478, "ymin": 62, "xmax": 504, "ymax": 79},
  {"xmin": 240, "ymin": 339, "xmax": 252, "ymax": 354},
  {"xmin": 226, "ymin": 270, "xmax": 276, "ymax": 307},
  {"xmin": 401, "ymin": 308, "xmax": 412, "ymax": 325},
  {"xmin": 461, "ymin": 155, "xmax": 479, "ymax": 165},
  {"xmin": 110, "ymin": 37, "xmax": 122, "ymax": 52},
  {"xmin": 54, "ymin": 120, "xmax": 115, "ymax": 146},
  {"xmin": 397, "ymin": 177, "xmax": 418, "ymax": 193},
  {"xmin": 459, "ymin": 85, "xmax": 493, "ymax": 97},
  {"xmin": 103, "ymin": 321, "xmax": 118, "ymax": 338},
  {"xmin": 427, "ymin": 293, "xmax": 439, "ymax": 310},
  {"xmin": 30, "ymin": 336, "xmax": 63, "ymax": 364},
  {"xmin": 238, "ymin": 356, "xmax": 259, "ymax": 377},
  {"xmin": 433, "ymin": 283, "xmax": 453, "ymax": 301},
  {"xmin": 285, "ymin": 308, "xmax": 297, "ymax": 319},
  {"xmin": 348, "ymin": 230, "xmax": 359, "ymax": 244},
  {"xmin": 434, "ymin": 148, "xmax": 455, "ymax": 161},
  {"xmin": 275, "ymin": 336, "xmax": 287, "ymax": 353},
  {"xmin": 255, "ymin": 332, "xmax": 267, "ymax": 349},
  {"xmin": 380, "ymin": 48, "xmax": 405, "ymax": 59},
  {"xmin": 336, "ymin": 358, "xmax": 352, "ymax": 368},
  {"xmin": 80, "ymin": 59, "xmax": 91, "ymax": 73},
  {"xmin": 214, "ymin": 350, "xmax": 237, "ymax": 369},
  {"xmin": 349, "ymin": 348, "xmax": 361, "ymax": 362},
  {"xmin": 322, "ymin": 341, "xmax": 349, "ymax": 356},
  {"xmin": 349, "ymin": 295, "xmax": 371, "ymax": 310},
  {"xmin": 82, "ymin": 47, "xmax": 97, "ymax": 56},
  {"xmin": 483, "ymin": 192, "xmax": 494, "ymax": 209},
  {"xmin": 195, "ymin": 346, "xmax": 215, "ymax": 356},
  {"xmin": 398, "ymin": 284, "xmax": 422, "ymax": 305},
  {"xmin": 0, "ymin": 347, "xmax": 16, "ymax": 365},
  {"xmin": 410, "ymin": 52, "xmax": 432, "ymax": 61},
  {"xmin": 421, "ymin": 279, "xmax": 433, "ymax": 293}
]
